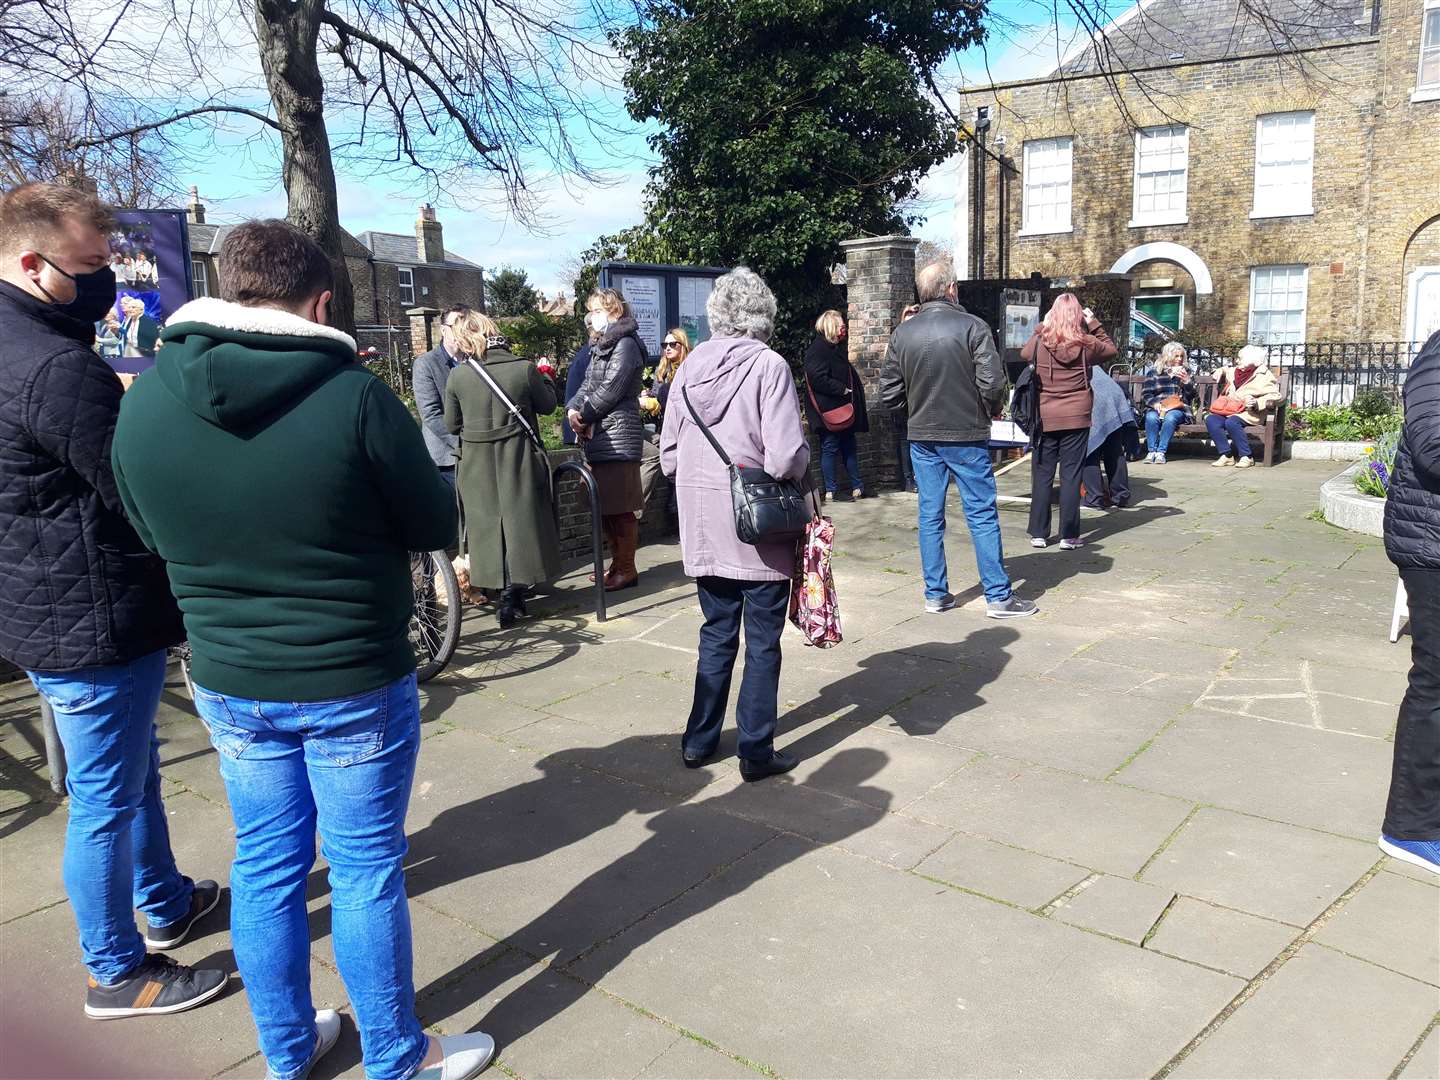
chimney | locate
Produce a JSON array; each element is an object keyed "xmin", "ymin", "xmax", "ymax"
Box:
[
  {"xmin": 187, "ymin": 186, "xmax": 206, "ymax": 225},
  {"xmin": 416, "ymin": 203, "xmax": 444, "ymax": 264}
]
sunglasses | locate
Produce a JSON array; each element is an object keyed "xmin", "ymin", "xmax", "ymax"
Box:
[{"xmin": 662, "ymin": 340, "xmax": 680, "ymax": 348}]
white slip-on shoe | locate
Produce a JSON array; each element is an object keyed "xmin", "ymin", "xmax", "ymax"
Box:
[
  {"xmin": 1030, "ymin": 536, "xmax": 1047, "ymax": 548},
  {"xmin": 412, "ymin": 1032, "xmax": 497, "ymax": 1080},
  {"xmin": 1211, "ymin": 456, "xmax": 1232, "ymax": 468},
  {"xmin": 265, "ymin": 1010, "xmax": 341, "ymax": 1080},
  {"xmin": 1236, "ymin": 456, "xmax": 1255, "ymax": 469}
]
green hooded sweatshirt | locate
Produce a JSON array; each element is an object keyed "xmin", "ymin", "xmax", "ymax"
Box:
[{"xmin": 112, "ymin": 298, "xmax": 457, "ymax": 702}]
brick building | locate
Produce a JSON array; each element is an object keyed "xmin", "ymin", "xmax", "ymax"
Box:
[
  {"xmin": 186, "ymin": 192, "xmax": 487, "ymax": 355},
  {"xmin": 955, "ymin": 0, "xmax": 1440, "ymax": 347}
]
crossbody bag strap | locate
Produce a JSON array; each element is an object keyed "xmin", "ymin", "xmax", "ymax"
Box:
[
  {"xmin": 466, "ymin": 357, "xmax": 546, "ymax": 456},
  {"xmin": 681, "ymin": 386, "xmax": 734, "ymax": 468}
]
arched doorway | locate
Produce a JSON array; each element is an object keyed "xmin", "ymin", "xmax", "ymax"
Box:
[
  {"xmin": 1404, "ymin": 216, "xmax": 1440, "ymax": 345},
  {"xmin": 1109, "ymin": 242, "xmax": 1215, "ymax": 342}
]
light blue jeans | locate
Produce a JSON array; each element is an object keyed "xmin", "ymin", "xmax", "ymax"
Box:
[
  {"xmin": 192, "ymin": 673, "xmax": 427, "ymax": 1080},
  {"xmin": 27, "ymin": 649, "xmax": 194, "ymax": 984},
  {"xmin": 1145, "ymin": 408, "xmax": 1186, "ymax": 454},
  {"xmin": 909, "ymin": 440, "xmax": 1013, "ymax": 604}
]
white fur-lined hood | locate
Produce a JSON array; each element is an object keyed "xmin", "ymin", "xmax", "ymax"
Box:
[{"xmin": 166, "ymin": 297, "xmax": 357, "ymax": 352}]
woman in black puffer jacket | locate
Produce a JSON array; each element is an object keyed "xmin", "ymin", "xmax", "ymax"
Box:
[
  {"xmin": 1380, "ymin": 329, "xmax": 1440, "ymax": 875},
  {"xmin": 567, "ymin": 288, "xmax": 646, "ymax": 590}
]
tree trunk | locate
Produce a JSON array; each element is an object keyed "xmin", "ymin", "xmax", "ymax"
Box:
[{"xmin": 253, "ymin": 0, "xmax": 356, "ymax": 337}]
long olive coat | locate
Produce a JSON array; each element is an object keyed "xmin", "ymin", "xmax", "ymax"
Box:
[{"xmin": 444, "ymin": 350, "xmax": 561, "ymax": 588}]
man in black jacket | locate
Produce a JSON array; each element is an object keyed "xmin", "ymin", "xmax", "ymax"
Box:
[
  {"xmin": 1380, "ymin": 329, "xmax": 1440, "ymax": 876},
  {"xmin": 880, "ymin": 260, "xmax": 1036, "ymax": 620},
  {"xmin": 0, "ymin": 183, "xmax": 225, "ymax": 1018}
]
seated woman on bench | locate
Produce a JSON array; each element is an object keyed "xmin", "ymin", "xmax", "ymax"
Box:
[
  {"xmin": 1207, "ymin": 344, "xmax": 1281, "ymax": 470},
  {"xmin": 1141, "ymin": 341, "xmax": 1196, "ymax": 464}
]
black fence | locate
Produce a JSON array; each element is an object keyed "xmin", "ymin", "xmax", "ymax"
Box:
[{"xmin": 1112, "ymin": 341, "xmax": 1423, "ymax": 410}]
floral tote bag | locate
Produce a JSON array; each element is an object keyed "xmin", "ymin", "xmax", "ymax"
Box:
[{"xmin": 788, "ymin": 513, "xmax": 842, "ymax": 648}]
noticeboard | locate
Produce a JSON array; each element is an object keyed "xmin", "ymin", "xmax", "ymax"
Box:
[
  {"xmin": 599, "ymin": 261, "xmax": 728, "ymax": 358},
  {"xmin": 99, "ymin": 209, "xmax": 195, "ymax": 374}
]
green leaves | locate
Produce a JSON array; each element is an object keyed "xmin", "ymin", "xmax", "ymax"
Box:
[
  {"xmin": 487, "ymin": 266, "xmax": 541, "ymax": 318},
  {"xmin": 617, "ymin": 0, "xmax": 982, "ymax": 357}
]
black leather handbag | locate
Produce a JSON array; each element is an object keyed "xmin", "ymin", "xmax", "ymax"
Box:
[{"xmin": 682, "ymin": 387, "xmax": 812, "ymax": 546}]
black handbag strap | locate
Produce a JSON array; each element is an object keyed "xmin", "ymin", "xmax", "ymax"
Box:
[{"xmin": 681, "ymin": 386, "xmax": 735, "ymax": 468}]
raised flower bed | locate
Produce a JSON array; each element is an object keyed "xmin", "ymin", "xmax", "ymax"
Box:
[{"xmin": 1319, "ymin": 438, "xmax": 1396, "ymax": 537}]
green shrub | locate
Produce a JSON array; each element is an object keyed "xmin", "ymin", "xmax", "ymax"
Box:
[
  {"xmin": 1287, "ymin": 403, "xmax": 1402, "ymax": 441},
  {"xmin": 1350, "ymin": 387, "xmax": 1396, "ymax": 421}
]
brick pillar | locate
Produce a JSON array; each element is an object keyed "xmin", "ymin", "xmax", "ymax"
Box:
[
  {"xmin": 406, "ymin": 306, "xmax": 440, "ymax": 357},
  {"xmin": 840, "ymin": 234, "xmax": 921, "ymax": 492}
]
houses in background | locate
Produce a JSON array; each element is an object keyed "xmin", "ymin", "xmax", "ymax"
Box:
[
  {"xmin": 956, "ymin": 0, "xmax": 1440, "ymax": 346},
  {"xmin": 186, "ymin": 192, "xmax": 487, "ymax": 356}
]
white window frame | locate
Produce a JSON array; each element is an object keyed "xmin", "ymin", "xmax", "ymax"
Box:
[
  {"xmin": 1250, "ymin": 112, "xmax": 1315, "ymax": 219},
  {"xmin": 1247, "ymin": 265, "xmax": 1309, "ymax": 345},
  {"xmin": 190, "ymin": 258, "xmax": 208, "ymax": 298},
  {"xmin": 1020, "ymin": 137, "xmax": 1074, "ymax": 236},
  {"xmin": 1129, "ymin": 125, "xmax": 1189, "ymax": 227},
  {"xmin": 1415, "ymin": 0, "xmax": 1440, "ymax": 102},
  {"xmin": 397, "ymin": 267, "xmax": 415, "ymax": 307}
]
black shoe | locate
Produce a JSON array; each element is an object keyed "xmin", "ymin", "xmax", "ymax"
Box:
[
  {"xmin": 682, "ymin": 747, "xmax": 716, "ymax": 769},
  {"xmin": 144, "ymin": 879, "xmax": 221, "ymax": 949},
  {"xmin": 740, "ymin": 750, "xmax": 799, "ymax": 782},
  {"xmin": 498, "ymin": 586, "xmax": 528, "ymax": 629},
  {"xmin": 85, "ymin": 954, "xmax": 227, "ymax": 1020}
]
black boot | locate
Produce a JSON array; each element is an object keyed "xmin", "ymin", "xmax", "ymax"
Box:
[{"xmin": 498, "ymin": 585, "xmax": 527, "ymax": 629}]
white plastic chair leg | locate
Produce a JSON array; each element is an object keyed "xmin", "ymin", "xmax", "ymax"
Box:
[{"xmin": 1391, "ymin": 577, "xmax": 1409, "ymax": 643}]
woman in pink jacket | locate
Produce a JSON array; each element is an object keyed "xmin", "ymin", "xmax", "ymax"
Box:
[{"xmin": 660, "ymin": 268, "xmax": 811, "ymax": 782}]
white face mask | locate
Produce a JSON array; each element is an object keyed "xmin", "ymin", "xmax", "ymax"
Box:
[{"xmin": 588, "ymin": 310, "xmax": 610, "ymax": 333}]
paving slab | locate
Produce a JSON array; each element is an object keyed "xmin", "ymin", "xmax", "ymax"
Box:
[
  {"xmin": 907, "ymin": 755, "xmax": 1194, "ymax": 875},
  {"xmin": 1173, "ymin": 945, "xmax": 1440, "ymax": 1079},
  {"xmin": 571, "ymin": 836, "xmax": 1238, "ymax": 1078},
  {"xmin": 914, "ymin": 832, "xmax": 1090, "ymax": 909},
  {"xmin": 1400, "ymin": 1025, "xmax": 1440, "ymax": 1080},
  {"xmin": 634, "ymin": 1035, "xmax": 765, "ymax": 1079},
  {"xmin": 1143, "ymin": 897, "xmax": 1299, "ymax": 978},
  {"xmin": 1140, "ymin": 807, "xmax": 1380, "ymax": 925},
  {"xmin": 1051, "ymin": 875, "xmax": 1176, "ymax": 945},
  {"xmin": 887, "ymin": 673, "xmax": 1182, "ymax": 778},
  {"xmin": 1313, "ymin": 871, "xmax": 1440, "ymax": 985},
  {"xmin": 1077, "ymin": 633, "xmax": 1234, "ymax": 676},
  {"xmin": 1117, "ymin": 707, "xmax": 1393, "ymax": 838}
]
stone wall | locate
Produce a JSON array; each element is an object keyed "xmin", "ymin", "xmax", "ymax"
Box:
[
  {"xmin": 957, "ymin": 0, "xmax": 1440, "ymax": 344},
  {"xmin": 839, "ymin": 235, "xmax": 921, "ymax": 493}
]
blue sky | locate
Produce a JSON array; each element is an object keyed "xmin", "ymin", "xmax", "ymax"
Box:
[{"xmin": 175, "ymin": 5, "xmax": 1085, "ymax": 297}]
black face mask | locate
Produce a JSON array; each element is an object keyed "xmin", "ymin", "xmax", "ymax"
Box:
[{"xmin": 36, "ymin": 256, "xmax": 118, "ymax": 324}]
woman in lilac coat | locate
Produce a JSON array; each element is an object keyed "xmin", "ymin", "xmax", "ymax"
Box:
[{"xmin": 660, "ymin": 268, "xmax": 811, "ymax": 782}]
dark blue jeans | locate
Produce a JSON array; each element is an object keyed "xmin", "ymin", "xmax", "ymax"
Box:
[
  {"xmin": 819, "ymin": 431, "xmax": 863, "ymax": 495},
  {"xmin": 1206, "ymin": 413, "xmax": 1252, "ymax": 458},
  {"xmin": 684, "ymin": 577, "xmax": 790, "ymax": 762}
]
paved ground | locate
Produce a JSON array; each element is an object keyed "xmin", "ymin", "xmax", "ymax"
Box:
[{"xmin": 2, "ymin": 456, "xmax": 1438, "ymax": 1079}]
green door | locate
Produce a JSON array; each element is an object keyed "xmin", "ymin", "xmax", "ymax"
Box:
[{"xmin": 1132, "ymin": 296, "xmax": 1183, "ymax": 342}]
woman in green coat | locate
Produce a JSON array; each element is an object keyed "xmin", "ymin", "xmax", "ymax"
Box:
[{"xmin": 444, "ymin": 312, "xmax": 561, "ymax": 628}]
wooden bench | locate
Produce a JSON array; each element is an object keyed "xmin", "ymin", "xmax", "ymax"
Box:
[{"xmin": 1110, "ymin": 372, "xmax": 1290, "ymax": 467}]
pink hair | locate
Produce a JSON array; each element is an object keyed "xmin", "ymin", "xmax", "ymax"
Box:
[{"xmin": 1039, "ymin": 293, "xmax": 1089, "ymax": 351}]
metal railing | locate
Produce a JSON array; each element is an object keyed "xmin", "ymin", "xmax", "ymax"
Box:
[
  {"xmin": 1116, "ymin": 341, "xmax": 1424, "ymax": 409},
  {"xmin": 553, "ymin": 459, "xmax": 608, "ymax": 624}
]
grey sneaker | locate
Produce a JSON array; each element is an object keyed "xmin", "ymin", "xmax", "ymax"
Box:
[
  {"xmin": 924, "ymin": 593, "xmax": 957, "ymax": 614},
  {"xmin": 986, "ymin": 595, "xmax": 1038, "ymax": 619}
]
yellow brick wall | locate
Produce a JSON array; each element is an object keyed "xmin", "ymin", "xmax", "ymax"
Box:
[{"xmin": 959, "ymin": 0, "xmax": 1440, "ymax": 344}]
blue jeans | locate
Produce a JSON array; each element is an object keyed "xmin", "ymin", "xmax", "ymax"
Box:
[
  {"xmin": 1145, "ymin": 408, "xmax": 1186, "ymax": 454},
  {"xmin": 909, "ymin": 440, "xmax": 1012, "ymax": 604},
  {"xmin": 819, "ymin": 431, "xmax": 863, "ymax": 495},
  {"xmin": 1206, "ymin": 413, "xmax": 1252, "ymax": 458},
  {"xmin": 192, "ymin": 674, "xmax": 426, "ymax": 1080},
  {"xmin": 684, "ymin": 577, "xmax": 789, "ymax": 762},
  {"xmin": 27, "ymin": 649, "xmax": 194, "ymax": 984}
]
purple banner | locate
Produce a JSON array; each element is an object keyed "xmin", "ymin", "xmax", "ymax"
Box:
[{"xmin": 98, "ymin": 209, "xmax": 192, "ymax": 374}]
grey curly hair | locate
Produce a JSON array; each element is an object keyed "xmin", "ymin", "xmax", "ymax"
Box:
[{"xmin": 707, "ymin": 266, "xmax": 776, "ymax": 341}]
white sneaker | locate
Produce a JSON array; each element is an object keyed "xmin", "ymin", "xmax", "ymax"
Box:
[
  {"xmin": 925, "ymin": 593, "xmax": 957, "ymax": 614},
  {"xmin": 266, "ymin": 1010, "xmax": 342, "ymax": 1080},
  {"xmin": 1211, "ymin": 456, "xmax": 1233, "ymax": 468},
  {"xmin": 1145, "ymin": 452, "xmax": 1158, "ymax": 464},
  {"xmin": 1154, "ymin": 453, "xmax": 1167, "ymax": 465},
  {"xmin": 1235, "ymin": 456, "xmax": 1255, "ymax": 469},
  {"xmin": 412, "ymin": 1033, "xmax": 497, "ymax": 1080},
  {"xmin": 1059, "ymin": 538, "xmax": 1084, "ymax": 550},
  {"xmin": 1030, "ymin": 536, "xmax": 1048, "ymax": 548}
]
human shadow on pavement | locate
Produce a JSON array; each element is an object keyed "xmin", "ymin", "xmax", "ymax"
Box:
[
  {"xmin": 306, "ymin": 733, "xmax": 716, "ymax": 945},
  {"xmin": 412, "ymin": 748, "xmax": 892, "ymax": 1049}
]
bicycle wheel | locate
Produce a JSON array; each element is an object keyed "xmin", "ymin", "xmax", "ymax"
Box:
[{"xmin": 411, "ymin": 549, "xmax": 461, "ymax": 682}]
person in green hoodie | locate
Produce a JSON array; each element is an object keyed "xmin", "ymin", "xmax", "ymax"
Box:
[{"xmin": 111, "ymin": 220, "xmax": 493, "ymax": 1080}]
